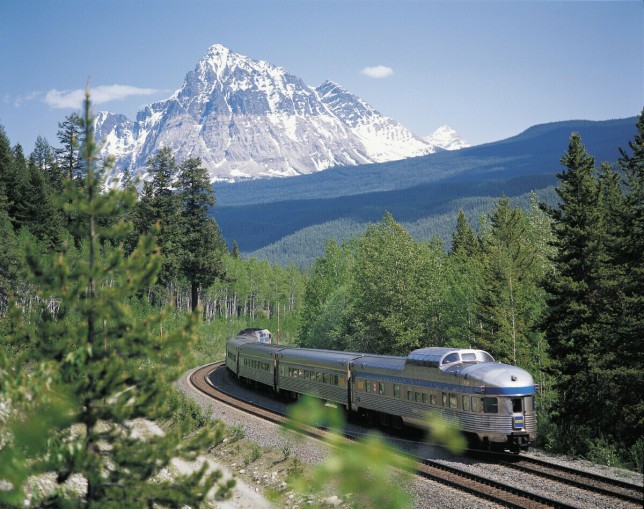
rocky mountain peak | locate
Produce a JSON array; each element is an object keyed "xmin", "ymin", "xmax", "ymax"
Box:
[{"xmin": 96, "ymin": 44, "xmax": 448, "ymax": 182}]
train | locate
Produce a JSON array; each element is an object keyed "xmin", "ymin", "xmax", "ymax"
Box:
[{"xmin": 225, "ymin": 329, "xmax": 537, "ymax": 452}]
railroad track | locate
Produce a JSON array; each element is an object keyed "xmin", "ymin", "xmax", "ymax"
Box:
[
  {"xmin": 486, "ymin": 452, "xmax": 643, "ymax": 506},
  {"xmin": 188, "ymin": 362, "xmax": 642, "ymax": 508}
]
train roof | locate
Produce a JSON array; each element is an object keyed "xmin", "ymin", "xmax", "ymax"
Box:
[
  {"xmin": 239, "ymin": 342, "xmax": 290, "ymax": 354},
  {"xmin": 406, "ymin": 347, "xmax": 495, "ymax": 369},
  {"xmin": 227, "ymin": 335, "xmax": 260, "ymax": 348},
  {"xmin": 278, "ymin": 348, "xmax": 363, "ymax": 368},
  {"xmin": 351, "ymin": 355, "xmax": 406, "ymax": 372}
]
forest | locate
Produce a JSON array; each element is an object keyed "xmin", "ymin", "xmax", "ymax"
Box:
[{"xmin": 0, "ymin": 92, "xmax": 642, "ymax": 506}]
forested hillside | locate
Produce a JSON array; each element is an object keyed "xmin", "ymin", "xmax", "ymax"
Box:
[{"xmin": 213, "ymin": 117, "xmax": 636, "ymax": 265}]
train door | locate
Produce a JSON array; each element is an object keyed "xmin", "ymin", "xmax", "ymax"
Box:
[{"xmin": 510, "ymin": 397, "xmax": 525, "ymax": 431}]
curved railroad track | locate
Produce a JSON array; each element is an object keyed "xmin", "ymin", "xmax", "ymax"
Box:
[{"xmin": 188, "ymin": 362, "xmax": 642, "ymax": 509}]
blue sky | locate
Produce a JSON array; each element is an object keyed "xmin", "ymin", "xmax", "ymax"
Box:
[{"xmin": 1, "ymin": 0, "xmax": 642, "ymax": 154}]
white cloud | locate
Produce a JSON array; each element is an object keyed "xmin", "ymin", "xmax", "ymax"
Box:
[
  {"xmin": 44, "ymin": 84, "xmax": 159, "ymax": 109},
  {"xmin": 360, "ymin": 65, "xmax": 394, "ymax": 79}
]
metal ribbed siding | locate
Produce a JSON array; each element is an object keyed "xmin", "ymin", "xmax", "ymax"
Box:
[
  {"xmin": 354, "ymin": 392, "xmax": 416, "ymax": 418},
  {"xmin": 277, "ymin": 376, "xmax": 348, "ymax": 405},
  {"xmin": 238, "ymin": 365, "xmax": 275, "ymax": 388}
]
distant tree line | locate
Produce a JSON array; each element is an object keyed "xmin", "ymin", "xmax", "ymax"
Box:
[{"xmin": 297, "ymin": 110, "xmax": 644, "ymax": 468}]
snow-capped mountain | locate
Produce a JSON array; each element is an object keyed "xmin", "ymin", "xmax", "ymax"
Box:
[
  {"xmin": 424, "ymin": 126, "xmax": 469, "ymax": 151},
  {"xmin": 96, "ymin": 44, "xmax": 439, "ymax": 183}
]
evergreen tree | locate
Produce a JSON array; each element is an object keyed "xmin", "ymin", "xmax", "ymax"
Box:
[
  {"xmin": 475, "ymin": 197, "xmax": 541, "ymax": 366},
  {"xmin": 6, "ymin": 144, "xmax": 31, "ymax": 231},
  {"xmin": 0, "ymin": 125, "xmax": 14, "ymax": 206},
  {"xmin": 451, "ymin": 209, "xmax": 479, "ymax": 257},
  {"xmin": 542, "ymin": 133, "xmax": 605, "ymax": 451},
  {"xmin": 0, "ymin": 203, "xmax": 23, "ymax": 313},
  {"xmin": 24, "ymin": 157, "xmax": 64, "ymax": 249},
  {"xmin": 231, "ymin": 240, "xmax": 241, "ymax": 259},
  {"xmin": 1, "ymin": 90, "xmax": 227, "ymax": 507},
  {"xmin": 55, "ymin": 112, "xmax": 84, "ymax": 182},
  {"xmin": 31, "ymin": 136, "xmax": 63, "ymax": 192},
  {"xmin": 130, "ymin": 148, "xmax": 181, "ymax": 289},
  {"xmin": 176, "ymin": 157, "xmax": 227, "ymax": 313},
  {"xmin": 609, "ymin": 111, "xmax": 644, "ymax": 449}
]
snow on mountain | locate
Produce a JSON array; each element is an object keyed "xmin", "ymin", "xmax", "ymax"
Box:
[
  {"xmin": 424, "ymin": 125, "xmax": 470, "ymax": 151},
  {"xmin": 95, "ymin": 44, "xmax": 439, "ymax": 183}
]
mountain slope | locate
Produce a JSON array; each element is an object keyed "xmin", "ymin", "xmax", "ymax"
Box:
[
  {"xmin": 211, "ymin": 116, "xmax": 637, "ymax": 265},
  {"xmin": 95, "ymin": 44, "xmax": 438, "ymax": 183}
]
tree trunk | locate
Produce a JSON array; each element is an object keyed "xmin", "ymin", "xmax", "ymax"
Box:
[{"xmin": 191, "ymin": 281, "xmax": 198, "ymax": 314}]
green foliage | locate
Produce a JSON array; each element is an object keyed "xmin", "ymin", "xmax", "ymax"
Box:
[
  {"xmin": 176, "ymin": 156, "xmax": 227, "ymax": 312},
  {"xmin": 286, "ymin": 396, "xmax": 414, "ymax": 509},
  {"xmin": 0, "ymin": 91, "xmax": 228, "ymax": 507},
  {"xmin": 542, "ymin": 119, "xmax": 643, "ymax": 464},
  {"xmin": 348, "ymin": 213, "xmax": 441, "ymax": 355}
]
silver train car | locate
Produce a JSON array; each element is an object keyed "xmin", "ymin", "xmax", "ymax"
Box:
[{"xmin": 225, "ymin": 331, "xmax": 537, "ymax": 452}]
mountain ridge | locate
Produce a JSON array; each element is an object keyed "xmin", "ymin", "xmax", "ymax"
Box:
[
  {"xmin": 209, "ymin": 116, "xmax": 638, "ymax": 266},
  {"xmin": 95, "ymin": 44, "xmax": 466, "ymax": 183}
]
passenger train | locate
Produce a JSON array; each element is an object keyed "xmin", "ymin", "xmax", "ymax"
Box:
[{"xmin": 225, "ymin": 329, "xmax": 537, "ymax": 452}]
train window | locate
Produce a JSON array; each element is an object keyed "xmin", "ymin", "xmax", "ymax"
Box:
[
  {"xmin": 483, "ymin": 397, "xmax": 498, "ymax": 414},
  {"xmin": 430, "ymin": 394, "xmax": 437, "ymax": 405},
  {"xmin": 442, "ymin": 393, "xmax": 447, "ymax": 406},
  {"xmin": 339, "ymin": 376, "xmax": 345, "ymax": 386},
  {"xmin": 449, "ymin": 394, "xmax": 457, "ymax": 408},
  {"xmin": 422, "ymin": 393, "xmax": 428, "ymax": 404},
  {"xmin": 477, "ymin": 352, "xmax": 495, "ymax": 363},
  {"xmin": 462, "ymin": 395, "xmax": 470, "ymax": 411},
  {"xmin": 357, "ymin": 380, "xmax": 364, "ymax": 391},
  {"xmin": 461, "ymin": 352, "xmax": 477, "ymax": 362},
  {"xmin": 442, "ymin": 352, "xmax": 460, "ymax": 365},
  {"xmin": 316, "ymin": 372, "xmax": 322, "ymax": 382},
  {"xmin": 334, "ymin": 375, "xmax": 339, "ymax": 386},
  {"xmin": 378, "ymin": 382, "xmax": 385, "ymax": 395},
  {"xmin": 365, "ymin": 380, "xmax": 370, "ymax": 392},
  {"xmin": 472, "ymin": 397, "xmax": 480, "ymax": 412},
  {"xmin": 407, "ymin": 390, "xmax": 413, "ymax": 401},
  {"xmin": 415, "ymin": 392, "xmax": 421, "ymax": 402},
  {"xmin": 394, "ymin": 385, "xmax": 400, "ymax": 398},
  {"xmin": 322, "ymin": 373, "xmax": 328, "ymax": 384},
  {"xmin": 512, "ymin": 398, "xmax": 522, "ymax": 413}
]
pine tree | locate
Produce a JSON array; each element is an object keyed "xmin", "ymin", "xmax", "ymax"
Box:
[
  {"xmin": 609, "ymin": 110, "xmax": 644, "ymax": 448},
  {"xmin": 55, "ymin": 112, "xmax": 84, "ymax": 182},
  {"xmin": 542, "ymin": 133, "xmax": 605, "ymax": 450},
  {"xmin": 451, "ymin": 209, "xmax": 479, "ymax": 257},
  {"xmin": 0, "ymin": 202, "xmax": 23, "ymax": 313},
  {"xmin": 175, "ymin": 157, "xmax": 227, "ymax": 313},
  {"xmin": 131, "ymin": 148, "xmax": 182, "ymax": 289},
  {"xmin": 23, "ymin": 157, "xmax": 64, "ymax": 249},
  {"xmin": 1, "ymin": 90, "xmax": 227, "ymax": 507},
  {"xmin": 231, "ymin": 240, "xmax": 241, "ymax": 259},
  {"xmin": 0, "ymin": 125, "xmax": 14, "ymax": 202},
  {"xmin": 475, "ymin": 197, "xmax": 541, "ymax": 366},
  {"xmin": 31, "ymin": 136, "xmax": 63, "ymax": 192}
]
